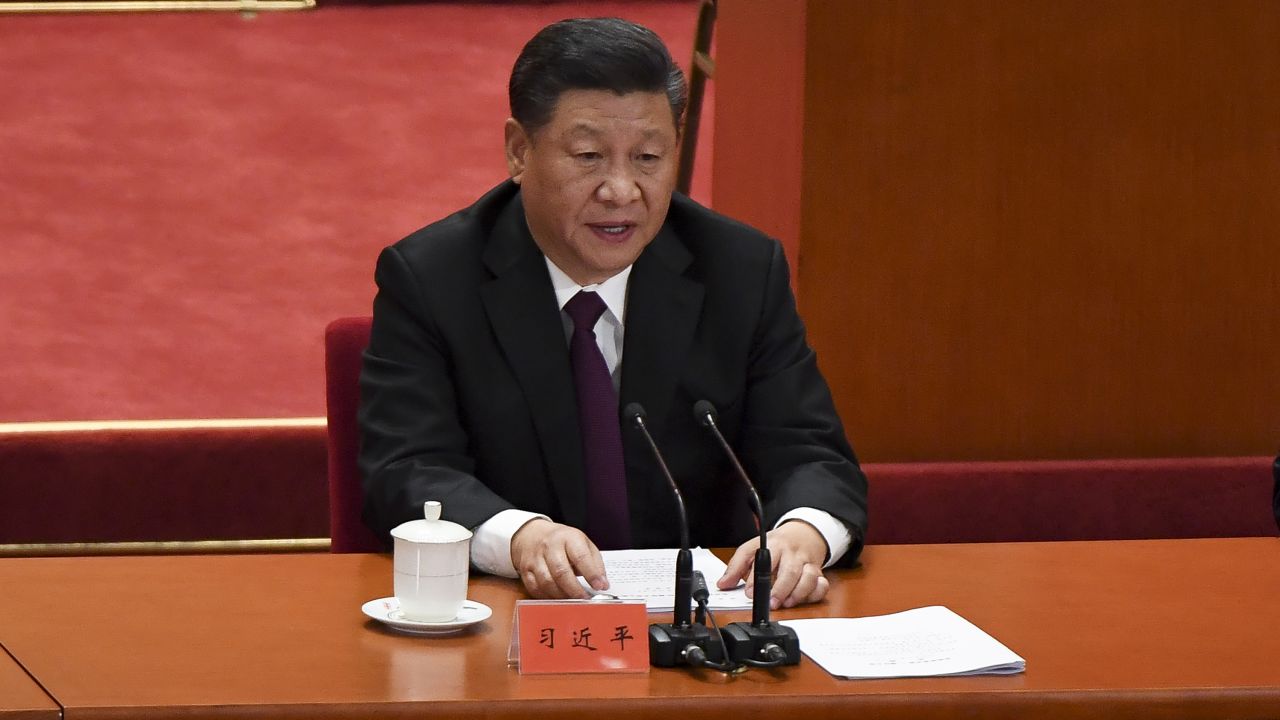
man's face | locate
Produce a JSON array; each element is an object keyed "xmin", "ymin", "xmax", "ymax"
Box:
[{"xmin": 505, "ymin": 89, "xmax": 679, "ymax": 286}]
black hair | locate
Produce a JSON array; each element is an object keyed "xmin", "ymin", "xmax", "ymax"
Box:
[{"xmin": 509, "ymin": 17, "xmax": 687, "ymax": 134}]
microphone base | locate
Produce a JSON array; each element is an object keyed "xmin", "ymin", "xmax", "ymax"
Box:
[
  {"xmin": 648, "ymin": 622, "xmax": 724, "ymax": 668},
  {"xmin": 720, "ymin": 621, "xmax": 801, "ymax": 666}
]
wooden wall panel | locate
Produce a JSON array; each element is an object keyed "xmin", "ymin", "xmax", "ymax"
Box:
[
  {"xmin": 709, "ymin": 1, "xmax": 806, "ymax": 276},
  {"xmin": 715, "ymin": 0, "xmax": 1280, "ymax": 461}
]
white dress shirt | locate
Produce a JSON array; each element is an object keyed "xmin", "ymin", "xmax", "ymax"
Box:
[{"xmin": 469, "ymin": 258, "xmax": 851, "ymax": 577}]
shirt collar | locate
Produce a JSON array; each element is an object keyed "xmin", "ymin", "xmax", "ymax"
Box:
[{"xmin": 544, "ymin": 258, "xmax": 631, "ymax": 324}]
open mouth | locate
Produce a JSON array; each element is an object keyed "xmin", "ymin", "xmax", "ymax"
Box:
[{"xmin": 588, "ymin": 223, "xmax": 636, "ymax": 242}]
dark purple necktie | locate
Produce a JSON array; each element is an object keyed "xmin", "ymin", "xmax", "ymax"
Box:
[{"xmin": 564, "ymin": 291, "xmax": 631, "ymax": 550}]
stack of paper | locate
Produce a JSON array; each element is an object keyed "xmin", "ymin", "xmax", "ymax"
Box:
[
  {"xmin": 586, "ymin": 548, "xmax": 753, "ymax": 612},
  {"xmin": 781, "ymin": 606, "xmax": 1025, "ymax": 679}
]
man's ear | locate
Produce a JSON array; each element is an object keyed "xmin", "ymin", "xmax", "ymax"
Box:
[{"xmin": 504, "ymin": 118, "xmax": 530, "ymax": 184}]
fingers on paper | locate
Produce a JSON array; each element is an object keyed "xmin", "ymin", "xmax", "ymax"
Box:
[{"xmin": 717, "ymin": 536, "xmax": 760, "ymax": 590}]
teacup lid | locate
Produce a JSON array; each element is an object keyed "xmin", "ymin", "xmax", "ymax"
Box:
[{"xmin": 390, "ymin": 501, "xmax": 473, "ymax": 544}]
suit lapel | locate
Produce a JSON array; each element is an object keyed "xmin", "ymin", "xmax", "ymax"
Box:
[
  {"xmin": 620, "ymin": 224, "xmax": 703, "ymax": 442},
  {"xmin": 479, "ymin": 197, "xmax": 587, "ymax": 529}
]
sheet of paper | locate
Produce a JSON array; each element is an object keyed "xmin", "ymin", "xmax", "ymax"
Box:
[
  {"xmin": 585, "ymin": 548, "xmax": 752, "ymax": 612},
  {"xmin": 781, "ymin": 606, "xmax": 1025, "ymax": 679}
]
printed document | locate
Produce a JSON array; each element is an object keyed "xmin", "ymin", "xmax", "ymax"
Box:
[
  {"xmin": 781, "ymin": 606, "xmax": 1026, "ymax": 679},
  {"xmin": 582, "ymin": 548, "xmax": 752, "ymax": 612}
]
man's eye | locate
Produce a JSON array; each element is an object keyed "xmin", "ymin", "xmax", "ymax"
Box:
[
  {"xmin": 575, "ymin": 152, "xmax": 603, "ymax": 161},
  {"xmin": 637, "ymin": 153, "xmax": 661, "ymax": 163}
]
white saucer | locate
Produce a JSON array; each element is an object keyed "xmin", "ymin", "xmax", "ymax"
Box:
[{"xmin": 361, "ymin": 597, "xmax": 492, "ymax": 636}]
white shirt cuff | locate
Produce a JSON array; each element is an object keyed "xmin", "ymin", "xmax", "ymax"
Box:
[
  {"xmin": 471, "ymin": 509, "xmax": 549, "ymax": 578},
  {"xmin": 776, "ymin": 507, "xmax": 852, "ymax": 568}
]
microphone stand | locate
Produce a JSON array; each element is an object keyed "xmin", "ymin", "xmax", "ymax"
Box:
[
  {"xmin": 625, "ymin": 404, "xmax": 723, "ymax": 668},
  {"xmin": 695, "ymin": 400, "xmax": 801, "ymax": 667}
]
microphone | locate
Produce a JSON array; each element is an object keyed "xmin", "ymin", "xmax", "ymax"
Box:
[
  {"xmin": 694, "ymin": 400, "xmax": 801, "ymax": 666},
  {"xmin": 624, "ymin": 403, "xmax": 722, "ymax": 668}
]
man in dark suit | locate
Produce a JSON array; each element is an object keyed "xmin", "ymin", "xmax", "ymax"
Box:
[{"xmin": 359, "ymin": 18, "xmax": 867, "ymax": 609}]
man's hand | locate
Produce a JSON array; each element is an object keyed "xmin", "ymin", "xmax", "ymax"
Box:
[
  {"xmin": 510, "ymin": 519, "xmax": 609, "ymax": 599},
  {"xmin": 716, "ymin": 521, "xmax": 829, "ymax": 609}
]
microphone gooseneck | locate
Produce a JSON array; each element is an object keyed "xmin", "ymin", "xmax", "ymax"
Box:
[
  {"xmin": 693, "ymin": 400, "xmax": 802, "ymax": 667},
  {"xmin": 626, "ymin": 402, "xmax": 724, "ymax": 669},
  {"xmin": 693, "ymin": 400, "xmax": 769, "ymax": 623},
  {"xmin": 626, "ymin": 403, "xmax": 689, "ymax": 551},
  {"xmin": 694, "ymin": 400, "xmax": 766, "ymax": 555}
]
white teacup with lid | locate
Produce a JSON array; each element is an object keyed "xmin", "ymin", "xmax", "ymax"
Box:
[{"xmin": 391, "ymin": 501, "xmax": 472, "ymax": 622}]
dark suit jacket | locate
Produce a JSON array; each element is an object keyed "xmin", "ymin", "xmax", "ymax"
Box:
[{"xmin": 358, "ymin": 181, "xmax": 868, "ymax": 563}]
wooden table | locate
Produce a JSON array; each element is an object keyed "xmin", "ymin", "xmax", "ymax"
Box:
[
  {"xmin": 0, "ymin": 646, "xmax": 57, "ymax": 720},
  {"xmin": 0, "ymin": 538, "xmax": 1278, "ymax": 719}
]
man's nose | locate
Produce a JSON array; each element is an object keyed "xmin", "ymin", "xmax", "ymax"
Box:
[{"xmin": 595, "ymin": 162, "xmax": 641, "ymax": 206}]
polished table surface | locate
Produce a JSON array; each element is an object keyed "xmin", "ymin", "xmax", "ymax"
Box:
[
  {"xmin": 0, "ymin": 647, "xmax": 57, "ymax": 720},
  {"xmin": 0, "ymin": 538, "xmax": 1278, "ymax": 720}
]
